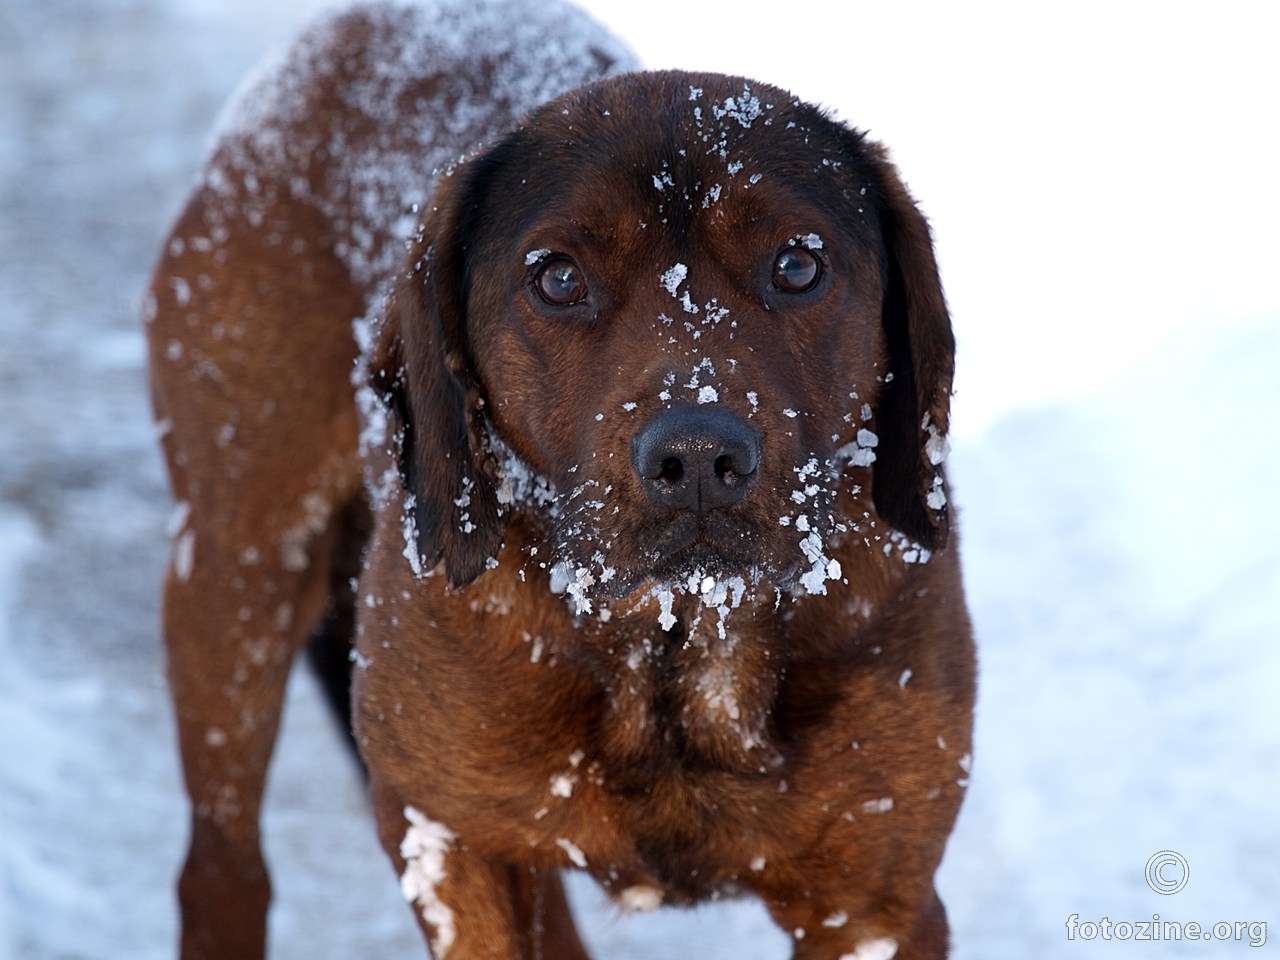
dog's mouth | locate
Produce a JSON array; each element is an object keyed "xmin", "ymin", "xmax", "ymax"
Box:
[
  {"xmin": 646, "ymin": 513, "xmax": 760, "ymax": 577},
  {"xmin": 649, "ymin": 542, "xmax": 758, "ymax": 585},
  {"xmin": 624, "ymin": 510, "xmax": 765, "ymax": 587},
  {"xmin": 572, "ymin": 510, "xmax": 805, "ymax": 610},
  {"xmin": 640, "ymin": 522, "xmax": 778, "ymax": 591},
  {"xmin": 543, "ymin": 467, "xmax": 857, "ymax": 612}
]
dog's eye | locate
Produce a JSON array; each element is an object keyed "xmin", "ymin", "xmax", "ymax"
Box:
[
  {"xmin": 534, "ymin": 258, "xmax": 588, "ymax": 305},
  {"xmin": 772, "ymin": 247, "xmax": 821, "ymax": 293}
]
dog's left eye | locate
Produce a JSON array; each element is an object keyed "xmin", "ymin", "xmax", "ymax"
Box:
[
  {"xmin": 772, "ymin": 247, "xmax": 822, "ymax": 293},
  {"xmin": 534, "ymin": 258, "xmax": 588, "ymax": 305}
]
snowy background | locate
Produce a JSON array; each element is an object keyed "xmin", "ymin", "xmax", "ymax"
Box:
[{"xmin": 2, "ymin": 0, "xmax": 1277, "ymax": 956}]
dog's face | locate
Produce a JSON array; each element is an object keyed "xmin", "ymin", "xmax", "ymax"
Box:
[{"xmin": 376, "ymin": 71, "xmax": 954, "ymax": 610}]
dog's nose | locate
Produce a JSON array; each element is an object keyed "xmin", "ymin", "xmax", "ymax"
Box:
[{"xmin": 631, "ymin": 406, "xmax": 760, "ymax": 513}]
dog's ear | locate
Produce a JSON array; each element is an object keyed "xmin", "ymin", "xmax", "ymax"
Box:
[
  {"xmin": 865, "ymin": 146, "xmax": 955, "ymax": 550},
  {"xmin": 371, "ymin": 168, "xmax": 506, "ymax": 588}
]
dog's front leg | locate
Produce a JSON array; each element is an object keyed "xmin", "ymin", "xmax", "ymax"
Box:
[
  {"xmin": 369, "ymin": 787, "xmax": 591, "ymax": 960},
  {"xmin": 763, "ymin": 883, "xmax": 949, "ymax": 960}
]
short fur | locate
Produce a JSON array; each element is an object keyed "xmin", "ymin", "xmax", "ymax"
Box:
[{"xmin": 147, "ymin": 3, "xmax": 975, "ymax": 958}]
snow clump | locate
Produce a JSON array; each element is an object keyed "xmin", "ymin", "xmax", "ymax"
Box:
[{"xmin": 400, "ymin": 806, "xmax": 458, "ymax": 957}]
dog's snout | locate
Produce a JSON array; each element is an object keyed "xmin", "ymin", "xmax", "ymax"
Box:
[{"xmin": 632, "ymin": 406, "xmax": 760, "ymax": 513}]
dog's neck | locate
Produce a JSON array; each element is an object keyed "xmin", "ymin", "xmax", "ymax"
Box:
[{"xmin": 582, "ymin": 584, "xmax": 786, "ymax": 786}]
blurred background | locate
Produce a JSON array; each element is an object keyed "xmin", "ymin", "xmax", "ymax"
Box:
[{"xmin": 1, "ymin": 0, "xmax": 1277, "ymax": 956}]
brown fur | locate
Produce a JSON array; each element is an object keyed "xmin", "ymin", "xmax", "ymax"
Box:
[{"xmin": 147, "ymin": 4, "xmax": 974, "ymax": 959}]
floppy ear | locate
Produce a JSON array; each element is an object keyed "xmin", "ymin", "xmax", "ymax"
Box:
[
  {"xmin": 370, "ymin": 168, "xmax": 506, "ymax": 588},
  {"xmin": 865, "ymin": 146, "xmax": 955, "ymax": 550}
]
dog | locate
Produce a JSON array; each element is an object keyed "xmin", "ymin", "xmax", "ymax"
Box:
[{"xmin": 145, "ymin": 1, "xmax": 975, "ymax": 958}]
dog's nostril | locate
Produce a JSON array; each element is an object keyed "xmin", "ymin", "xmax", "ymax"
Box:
[
  {"xmin": 714, "ymin": 453, "xmax": 742, "ymax": 485},
  {"xmin": 658, "ymin": 457, "xmax": 684, "ymax": 484}
]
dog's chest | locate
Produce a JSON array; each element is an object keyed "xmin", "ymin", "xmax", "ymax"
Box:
[{"xmin": 585, "ymin": 607, "xmax": 786, "ymax": 787}]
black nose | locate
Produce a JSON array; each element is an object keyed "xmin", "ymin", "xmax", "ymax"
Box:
[{"xmin": 631, "ymin": 406, "xmax": 761, "ymax": 513}]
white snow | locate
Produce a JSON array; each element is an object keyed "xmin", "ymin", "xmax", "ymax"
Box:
[
  {"xmin": 925, "ymin": 476, "xmax": 947, "ymax": 511},
  {"xmin": 797, "ymin": 530, "xmax": 841, "ymax": 595},
  {"xmin": 550, "ymin": 750, "xmax": 584, "ymax": 798},
  {"xmin": 2, "ymin": 1, "xmax": 1277, "ymax": 959},
  {"xmin": 659, "ymin": 262, "xmax": 688, "ymax": 296},
  {"xmin": 172, "ymin": 528, "xmax": 195, "ymax": 582},
  {"xmin": 840, "ymin": 939, "xmax": 899, "ymax": 960},
  {"xmin": 834, "ymin": 427, "xmax": 878, "ymax": 468},
  {"xmin": 556, "ymin": 838, "xmax": 588, "ymax": 869},
  {"xmin": 549, "ymin": 561, "xmax": 598, "ymax": 616},
  {"xmin": 658, "ymin": 262, "xmax": 699, "ymax": 315},
  {"xmin": 654, "ymin": 585, "xmax": 678, "ymax": 631},
  {"xmin": 641, "ymin": 571, "xmax": 752, "ymax": 639},
  {"xmin": 619, "ymin": 885, "xmax": 663, "ymax": 913},
  {"xmin": 922, "ymin": 414, "xmax": 950, "ymax": 466},
  {"xmin": 400, "ymin": 495, "xmax": 425, "ymax": 577},
  {"xmin": 399, "ymin": 806, "xmax": 458, "ymax": 957},
  {"xmin": 711, "ymin": 88, "xmax": 765, "ymax": 129}
]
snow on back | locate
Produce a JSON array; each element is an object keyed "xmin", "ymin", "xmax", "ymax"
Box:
[
  {"xmin": 711, "ymin": 86, "xmax": 765, "ymax": 128},
  {"xmin": 208, "ymin": 0, "xmax": 636, "ymax": 287}
]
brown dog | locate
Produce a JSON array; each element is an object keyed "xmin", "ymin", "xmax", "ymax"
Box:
[{"xmin": 146, "ymin": 2, "xmax": 975, "ymax": 958}]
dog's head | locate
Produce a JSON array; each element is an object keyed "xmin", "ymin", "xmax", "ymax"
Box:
[{"xmin": 372, "ymin": 71, "xmax": 954, "ymax": 606}]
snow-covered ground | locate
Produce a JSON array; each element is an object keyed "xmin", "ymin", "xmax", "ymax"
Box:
[{"xmin": 1, "ymin": 1, "xmax": 1276, "ymax": 957}]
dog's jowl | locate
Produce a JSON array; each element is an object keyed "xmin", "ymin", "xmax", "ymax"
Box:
[{"xmin": 146, "ymin": 2, "xmax": 975, "ymax": 958}]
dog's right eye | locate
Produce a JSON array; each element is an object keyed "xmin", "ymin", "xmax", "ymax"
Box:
[{"xmin": 534, "ymin": 258, "xmax": 588, "ymax": 306}]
